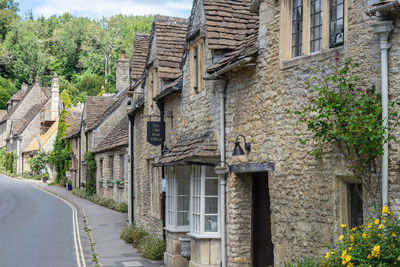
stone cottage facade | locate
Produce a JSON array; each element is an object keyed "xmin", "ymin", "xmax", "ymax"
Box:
[
  {"xmin": 125, "ymin": 0, "xmax": 400, "ymax": 266},
  {"xmin": 0, "ymin": 75, "xmax": 60, "ymax": 174},
  {"xmin": 127, "ymin": 15, "xmax": 189, "ymax": 240}
]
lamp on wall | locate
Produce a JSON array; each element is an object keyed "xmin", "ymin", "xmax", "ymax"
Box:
[{"xmin": 232, "ymin": 135, "xmax": 251, "ymax": 156}]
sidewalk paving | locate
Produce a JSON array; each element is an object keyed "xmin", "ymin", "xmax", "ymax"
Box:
[{"xmin": 35, "ymin": 182, "xmax": 165, "ymax": 267}]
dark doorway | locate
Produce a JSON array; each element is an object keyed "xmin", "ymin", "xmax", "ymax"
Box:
[{"xmin": 252, "ymin": 172, "xmax": 274, "ymax": 267}]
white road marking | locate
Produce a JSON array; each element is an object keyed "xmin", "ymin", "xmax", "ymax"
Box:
[
  {"xmin": 122, "ymin": 261, "xmax": 143, "ymax": 266},
  {"xmin": 34, "ymin": 185, "xmax": 87, "ymax": 267}
]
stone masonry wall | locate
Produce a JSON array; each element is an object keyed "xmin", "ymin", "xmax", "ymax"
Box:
[
  {"xmin": 220, "ymin": 0, "xmax": 400, "ymax": 265},
  {"xmin": 95, "ymin": 148, "xmax": 128, "ymax": 204}
]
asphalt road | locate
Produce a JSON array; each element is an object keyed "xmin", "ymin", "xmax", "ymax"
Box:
[{"xmin": 0, "ymin": 175, "xmax": 82, "ymax": 267}]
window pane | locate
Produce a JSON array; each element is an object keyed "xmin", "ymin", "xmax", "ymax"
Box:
[
  {"xmin": 205, "ymin": 166, "xmax": 216, "ymax": 177},
  {"xmin": 204, "ymin": 215, "xmax": 218, "ymax": 232},
  {"xmin": 177, "ymin": 196, "xmax": 189, "ymax": 211},
  {"xmin": 177, "ymin": 212, "xmax": 189, "ymax": 226},
  {"xmin": 177, "ymin": 179, "xmax": 190, "ymax": 195},
  {"xmin": 292, "ymin": 0, "xmax": 303, "ymax": 57},
  {"xmin": 329, "ymin": 0, "xmax": 344, "ymax": 47},
  {"xmin": 205, "ymin": 179, "xmax": 218, "ymax": 196},
  {"xmin": 205, "ymin": 197, "xmax": 218, "ymax": 214}
]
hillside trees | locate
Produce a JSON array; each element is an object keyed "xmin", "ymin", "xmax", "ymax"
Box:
[{"xmin": 0, "ymin": 10, "xmax": 153, "ymax": 105}]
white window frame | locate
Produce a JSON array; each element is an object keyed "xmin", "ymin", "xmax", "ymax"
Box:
[
  {"xmin": 165, "ymin": 166, "xmax": 190, "ymax": 232},
  {"xmin": 189, "ymin": 165, "xmax": 220, "ymax": 239}
]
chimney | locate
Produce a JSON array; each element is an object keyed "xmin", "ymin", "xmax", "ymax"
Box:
[
  {"xmin": 116, "ymin": 51, "xmax": 130, "ymax": 93},
  {"xmin": 21, "ymin": 82, "xmax": 28, "ymax": 91},
  {"xmin": 50, "ymin": 73, "xmax": 60, "ymax": 121}
]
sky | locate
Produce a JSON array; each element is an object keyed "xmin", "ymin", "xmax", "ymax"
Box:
[{"xmin": 17, "ymin": 0, "xmax": 193, "ymax": 20}]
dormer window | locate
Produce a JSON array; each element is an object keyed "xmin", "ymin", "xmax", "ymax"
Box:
[{"xmin": 190, "ymin": 39, "xmax": 204, "ymax": 94}]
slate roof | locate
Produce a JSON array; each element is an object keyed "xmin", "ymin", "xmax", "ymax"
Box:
[
  {"xmin": 9, "ymin": 89, "xmax": 28, "ymax": 102},
  {"xmin": 84, "ymin": 96, "xmax": 117, "ymax": 131},
  {"xmin": 150, "ymin": 15, "xmax": 188, "ymax": 80},
  {"xmin": 64, "ymin": 108, "xmax": 83, "ymax": 139},
  {"xmin": 153, "ymin": 77, "xmax": 182, "ymax": 101},
  {"xmin": 198, "ymin": 0, "xmax": 258, "ymax": 50},
  {"xmin": 12, "ymin": 104, "xmax": 41, "ymax": 136},
  {"xmin": 207, "ymin": 25, "xmax": 258, "ymax": 73},
  {"xmin": 132, "ymin": 33, "xmax": 151, "ymax": 81},
  {"xmin": 156, "ymin": 130, "xmax": 219, "ymax": 166},
  {"xmin": 87, "ymin": 90, "xmax": 128, "ymax": 132},
  {"xmin": 93, "ymin": 115, "xmax": 129, "ymax": 153}
]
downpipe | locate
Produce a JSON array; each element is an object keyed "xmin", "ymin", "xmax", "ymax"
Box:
[
  {"xmin": 373, "ymin": 21, "xmax": 393, "ymax": 207},
  {"xmin": 219, "ymin": 80, "xmax": 227, "ymax": 267}
]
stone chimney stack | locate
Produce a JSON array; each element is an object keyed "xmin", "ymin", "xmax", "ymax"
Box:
[
  {"xmin": 116, "ymin": 51, "xmax": 130, "ymax": 93},
  {"xmin": 21, "ymin": 82, "xmax": 28, "ymax": 91},
  {"xmin": 50, "ymin": 73, "xmax": 60, "ymax": 121}
]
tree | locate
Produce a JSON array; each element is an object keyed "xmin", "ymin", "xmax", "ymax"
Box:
[
  {"xmin": 0, "ymin": 0, "xmax": 19, "ymax": 40},
  {"xmin": 77, "ymin": 75, "xmax": 113, "ymax": 96},
  {"xmin": 295, "ymin": 59, "xmax": 399, "ymax": 216}
]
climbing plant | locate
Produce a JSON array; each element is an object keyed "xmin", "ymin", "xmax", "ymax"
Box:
[
  {"xmin": 4, "ymin": 151, "xmax": 16, "ymax": 173},
  {"xmin": 84, "ymin": 151, "xmax": 96, "ymax": 196},
  {"xmin": 51, "ymin": 109, "xmax": 71, "ymax": 184},
  {"xmin": 295, "ymin": 59, "xmax": 399, "ymax": 215}
]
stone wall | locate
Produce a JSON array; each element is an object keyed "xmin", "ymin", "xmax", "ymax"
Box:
[
  {"xmin": 95, "ymin": 147, "xmax": 128, "ymax": 204},
  {"xmin": 216, "ymin": 0, "xmax": 400, "ymax": 265}
]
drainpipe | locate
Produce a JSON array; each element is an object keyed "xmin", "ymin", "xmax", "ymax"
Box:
[
  {"xmin": 373, "ymin": 21, "xmax": 393, "ymax": 207},
  {"xmin": 219, "ymin": 81, "xmax": 227, "ymax": 267}
]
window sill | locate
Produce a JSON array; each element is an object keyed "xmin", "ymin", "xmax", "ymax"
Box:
[
  {"xmin": 164, "ymin": 227, "xmax": 189, "ymax": 233},
  {"xmin": 187, "ymin": 232, "xmax": 221, "ymax": 239},
  {"xmin": 279, "ymin": 46, "xmax": 344, "ymax": 70}
]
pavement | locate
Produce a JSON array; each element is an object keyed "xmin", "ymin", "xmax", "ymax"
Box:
[{"xmin": 33, "ymin": 180, "xmax": 165, "ymax": 267}]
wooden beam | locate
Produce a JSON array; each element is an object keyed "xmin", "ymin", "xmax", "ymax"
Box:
[{"xmin": 231, "ymin": 162, "xmax": 274, "ymax": 174}]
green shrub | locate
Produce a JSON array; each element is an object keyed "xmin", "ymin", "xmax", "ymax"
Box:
[
  {"xmin": 72, "ymin": 188, "xmax": 127, "ymax": 213},
  {"xmin": 120, "ymin": 224, "xmax": 137, "ymax": 244},
  {"xmin": 323, "ymin": 205, "xmax": 400, "ymax": 267},
  {"xmin": 282, "ymin": 257, "xmax": 321, "ymax": 267},
  {"xmin": 138, "ymin": 236, "xmax": 166, "ymax": 260}
]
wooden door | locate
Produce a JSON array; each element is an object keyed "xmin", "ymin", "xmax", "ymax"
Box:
[{"xmin": 252, "ymin": 172, "xmax": 274, "ymax": 267}]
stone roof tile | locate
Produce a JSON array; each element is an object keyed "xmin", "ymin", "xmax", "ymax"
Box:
[
  {"xmin": 93, "ymin": 115, "xmax": 129, "ymax": 153},
  {"xmin": 12, "ymin": 104, "xmax": 41, "ymax": 136},
  {"xmin": 156, "ymin": 130, "xmax": 219, "ymax": 165},
  {"xmin": 64, "ymin": 108, "xmax": 83, "ymax": 139},
  {"xmin": 151, "ymin": 15, "xmax": 189, "ymax": 80},
  {"xmin": 84, "ymin": 96, "xmax": 117, "ymax": 131},
  {"xmin": 132, "ymin": 33, "xmax": 151, "ymax": 81}
]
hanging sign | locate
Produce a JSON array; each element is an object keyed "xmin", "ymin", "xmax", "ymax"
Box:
[{"xmin": 147, "ymin": 121, "xmax": 165, "ymax": 146}]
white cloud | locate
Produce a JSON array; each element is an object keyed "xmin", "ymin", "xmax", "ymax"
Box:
[{"xmin": 33, "ymin": 0, "xmax": 192, "ymax": 19}]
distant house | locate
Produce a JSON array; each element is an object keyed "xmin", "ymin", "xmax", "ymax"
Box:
[
  {"xmin": 64, "ymin": 105, "xmax": 84, "ymax": 188},
  {"xmin": 0, "ymin": 74, "xmax": 61, "ymax": 174}
]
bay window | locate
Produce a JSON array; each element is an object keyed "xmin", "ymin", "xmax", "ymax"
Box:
[
  {"xmin": 165, "ymin": 165, "xmax": 220, "ymax": 237},
  {"xmin": 165, "ymin": 166, "xmax": 190, "ymax": 231},
  {"xmin": 190, "ymin": 166, "xmax": 220, "ymax": 237}
]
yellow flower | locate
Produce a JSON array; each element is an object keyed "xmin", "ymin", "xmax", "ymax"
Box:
[
  {"xmin": 378, "ymin": 233, "xmax": 383, "ymax": 238},
  {"xmin": 339, "ymin": 235, "xmax": 344, "ymax": 241},
  {"xmin": 340, "ymin": 224, "xmax": 347, "ymax": 228},
  {"xmin": 368, "ymin": 223, "xmax": 372, "ymax": 228},
  {"xmin": 371, "ymin": 245, "xmax": 380, "ymax": 258},
  {"xmin": 378, "ymin": 224, "xmax": 383, "ymax": 230},
  {"xmin": 374, "ymin": 219, "xmax": 380, "ymax": 225},
  {"xmin": 362, "ymin": 232, "xmax": 367, "ymax": 239},
  {"xmin": 325, "ymin": 252, "xmax": 330, "ymax": 259},
  {"xmin": 382, "ymin": 205, "xmax": 389, "ymax": 215},
  {"xmin": 350, "ymin": 235, "xmax": 354, "ymax": 242},
  {"xmin": 345, "ymin": 255, "xmax": 351, "ymax": 262},
  {"xmin": 392, "ymin": 232, "xmax": 397, "ymax": 237},
  {"xmin": 398, "ymin": 256, "xmax": 400, "ymax": 261},
  {"xmin": 347, "ymin": 263, "xmax": 354, "ymax": 267},
  {"xmin": 367, "ymin": 254, "xmax": 371, "ymax": 259}
]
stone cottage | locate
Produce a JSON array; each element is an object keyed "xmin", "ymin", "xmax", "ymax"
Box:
[
  {"xmin": 154, "ymin": 0, "xmax": 400, "ymax": 266},
  {"xmin": 0, "ymin": 75, "xmax": 60, "ymax": 174},
  {"xmin": 92, "ymin": 115, "xmax": 129, "ymax": 203},
  {"xmin": 127, "ymin": 15, "xmax": 188, "ymax": 241},
  {"xmin": 64, "ymin": 105, "xmax": 84, "ymax": 188}
]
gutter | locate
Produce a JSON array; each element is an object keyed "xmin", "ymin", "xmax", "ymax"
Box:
[{"xmin": 367, "ymin": 0, "xmax": 400, "ymax": 16}]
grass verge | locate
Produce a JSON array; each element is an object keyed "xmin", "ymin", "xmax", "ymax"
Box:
[
  {"xmin": 72, "ymin": 188, "xmax": 128, "ymax": 213},
  {"xmin": 120, "ymin": 224, "xmax": 166, "ymax": 260}
]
